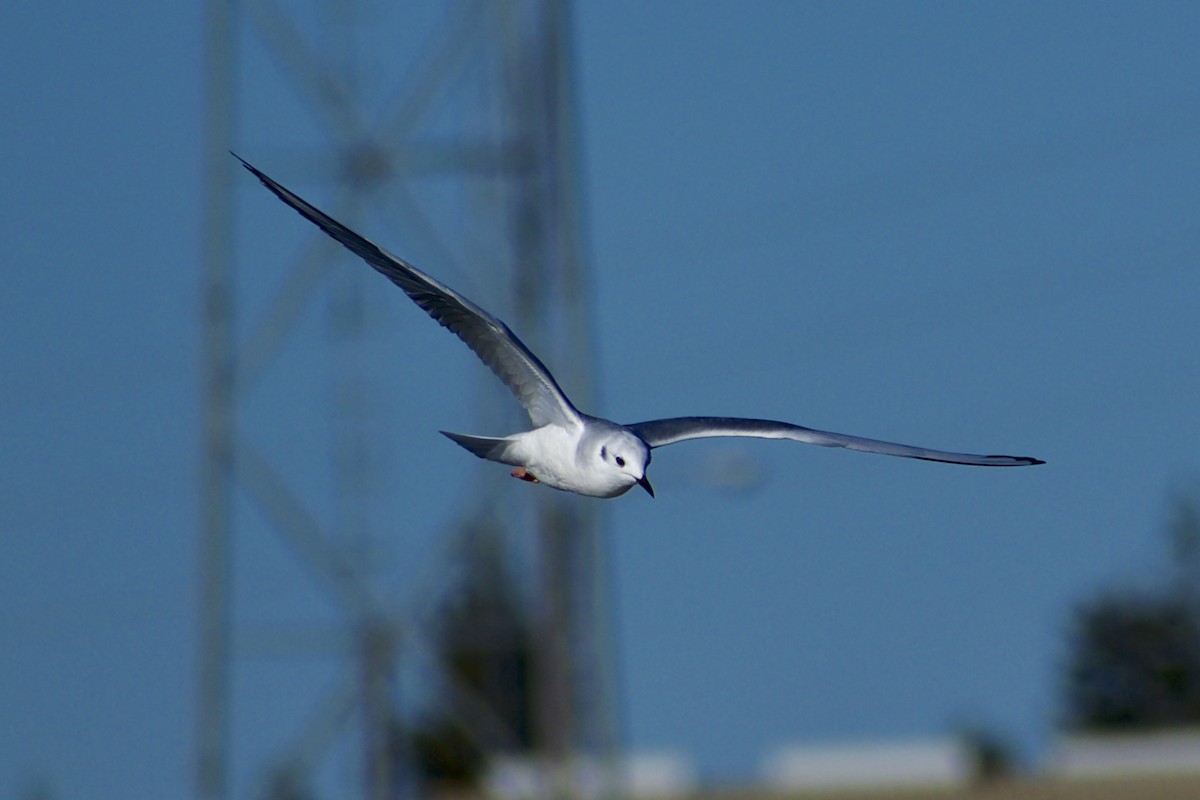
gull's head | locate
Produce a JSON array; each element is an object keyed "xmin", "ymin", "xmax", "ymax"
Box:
[{"xmin": 596, "ymin": 430, "xmax": 654, "ymax": 498}]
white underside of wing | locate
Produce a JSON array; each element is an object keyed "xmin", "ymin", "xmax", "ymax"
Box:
[
  {"xmin": 237, "ymin": 156, "xmax": 580, "ymax": 430},
  {"xmin": 627, "ymin": 417, "xmax": 1043, "ymax": 467}
]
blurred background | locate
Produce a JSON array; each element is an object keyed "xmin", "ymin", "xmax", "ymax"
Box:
[{"xmin": 3, "ymin": 2, "xmax": 1200, "ymax": 799}]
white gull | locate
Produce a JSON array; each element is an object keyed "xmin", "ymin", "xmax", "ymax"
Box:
[{"xmin": 237, "ymin": 156, "xmax": 1043, "ymax": 499}]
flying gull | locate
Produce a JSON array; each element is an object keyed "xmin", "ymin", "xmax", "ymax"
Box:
[{"xmin": 236, "ymin": 155, "xmax": 1043, "ymax": 499}]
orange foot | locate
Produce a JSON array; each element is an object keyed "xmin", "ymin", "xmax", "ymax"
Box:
[{"xmin": 511, "ymin": 466, "xmax": 540, "ymax": 483}]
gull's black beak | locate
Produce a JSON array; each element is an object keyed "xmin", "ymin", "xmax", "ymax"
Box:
[{"xmin": 638, "ymin": 474, "xmax": 655, "ymax": 498}]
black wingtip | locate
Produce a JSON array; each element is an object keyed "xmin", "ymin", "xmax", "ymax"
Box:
[
  {"xmin": 990, "ymin": 455, "xmax": 1046, "ymax": 466},
  {"xmin": 230, "ymin": 154, "xmax": 309, "ymax": 218},
  {"xmin": 230, "ymin": 152, "xmax": 266, "ymax": 182}
]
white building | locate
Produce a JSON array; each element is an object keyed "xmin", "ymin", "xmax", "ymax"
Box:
[
  {"xmin": 761, "ymin": 736, "xmax": 978, "ymax": 792},
  {"xmin": 1047, "ymin": 728, "xmax": 1200, "ymax": 778},
  {"xmin": 485, "ymin": 751, "xmax": 697, "ymax": 799}
]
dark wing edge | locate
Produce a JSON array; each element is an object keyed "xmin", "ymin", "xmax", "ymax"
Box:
[
  {"xmin": 626, "ymin": 417, "xmax": 1044, "ymax": 467},
  {"xmin": 234, "ymin": 154, "xmax": 579, "ymax": 429}
]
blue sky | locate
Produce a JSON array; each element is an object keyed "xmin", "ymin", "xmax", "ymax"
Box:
[{"xmin": 3, "ymin": 2, "xmax": 1200, "ymax": 798}]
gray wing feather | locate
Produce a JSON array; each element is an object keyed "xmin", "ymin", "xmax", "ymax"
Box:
[
  {"xmin": 237, "ymin": 155, "xmax": 579, "ymax": 429},
  {"xmin": 627, "ymin": 417, "xmax": 1044, "ymax": 467}
]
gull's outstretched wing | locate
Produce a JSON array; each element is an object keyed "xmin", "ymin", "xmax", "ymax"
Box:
[
  {"xmin": 627, "ymin": 417, "xmax": 1044, "ymax": 467},
  {"xmin": 236, "ymin": 155, "xmax": 580, "ymax": 430}
]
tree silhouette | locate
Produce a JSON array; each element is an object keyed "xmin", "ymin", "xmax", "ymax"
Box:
[
  {"xmin": 1063, "ymin": 493, "xmax": 1200, "ymax": 731},
  {"xmin": 405, "ymin": 522, "xmax": 536, "ymax": 789},
  {"xmin": 1065, "ymin": 592, "xmax": 1200, "ymax": 729}
]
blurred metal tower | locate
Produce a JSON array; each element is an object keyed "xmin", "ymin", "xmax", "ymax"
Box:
[{"xmin": 199, "ymin": 2, "xmax": 617, "ymax": 799}]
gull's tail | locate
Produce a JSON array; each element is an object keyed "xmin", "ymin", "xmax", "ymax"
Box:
[{"xmin": 440, "ymin": 431, "xmax": 513, "ymax": 463}]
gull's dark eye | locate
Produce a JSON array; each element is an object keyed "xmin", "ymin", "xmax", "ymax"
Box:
[
  {"xmin": 600, "ymin": 446, "xmax": 607, "ymax": 460},
  {"xmin": 615, "ymin": 455, "xmax": 626, "ymax": 468}
]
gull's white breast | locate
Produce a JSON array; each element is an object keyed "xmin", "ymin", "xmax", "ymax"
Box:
[{"xmin": 506, "ymin": 424, "xmax": 633, "ymax": 498}]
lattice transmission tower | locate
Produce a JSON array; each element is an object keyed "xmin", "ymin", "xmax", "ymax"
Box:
[{"xmin": 199, "ymin": 2, "xmax": 618, "ymax": 798}]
